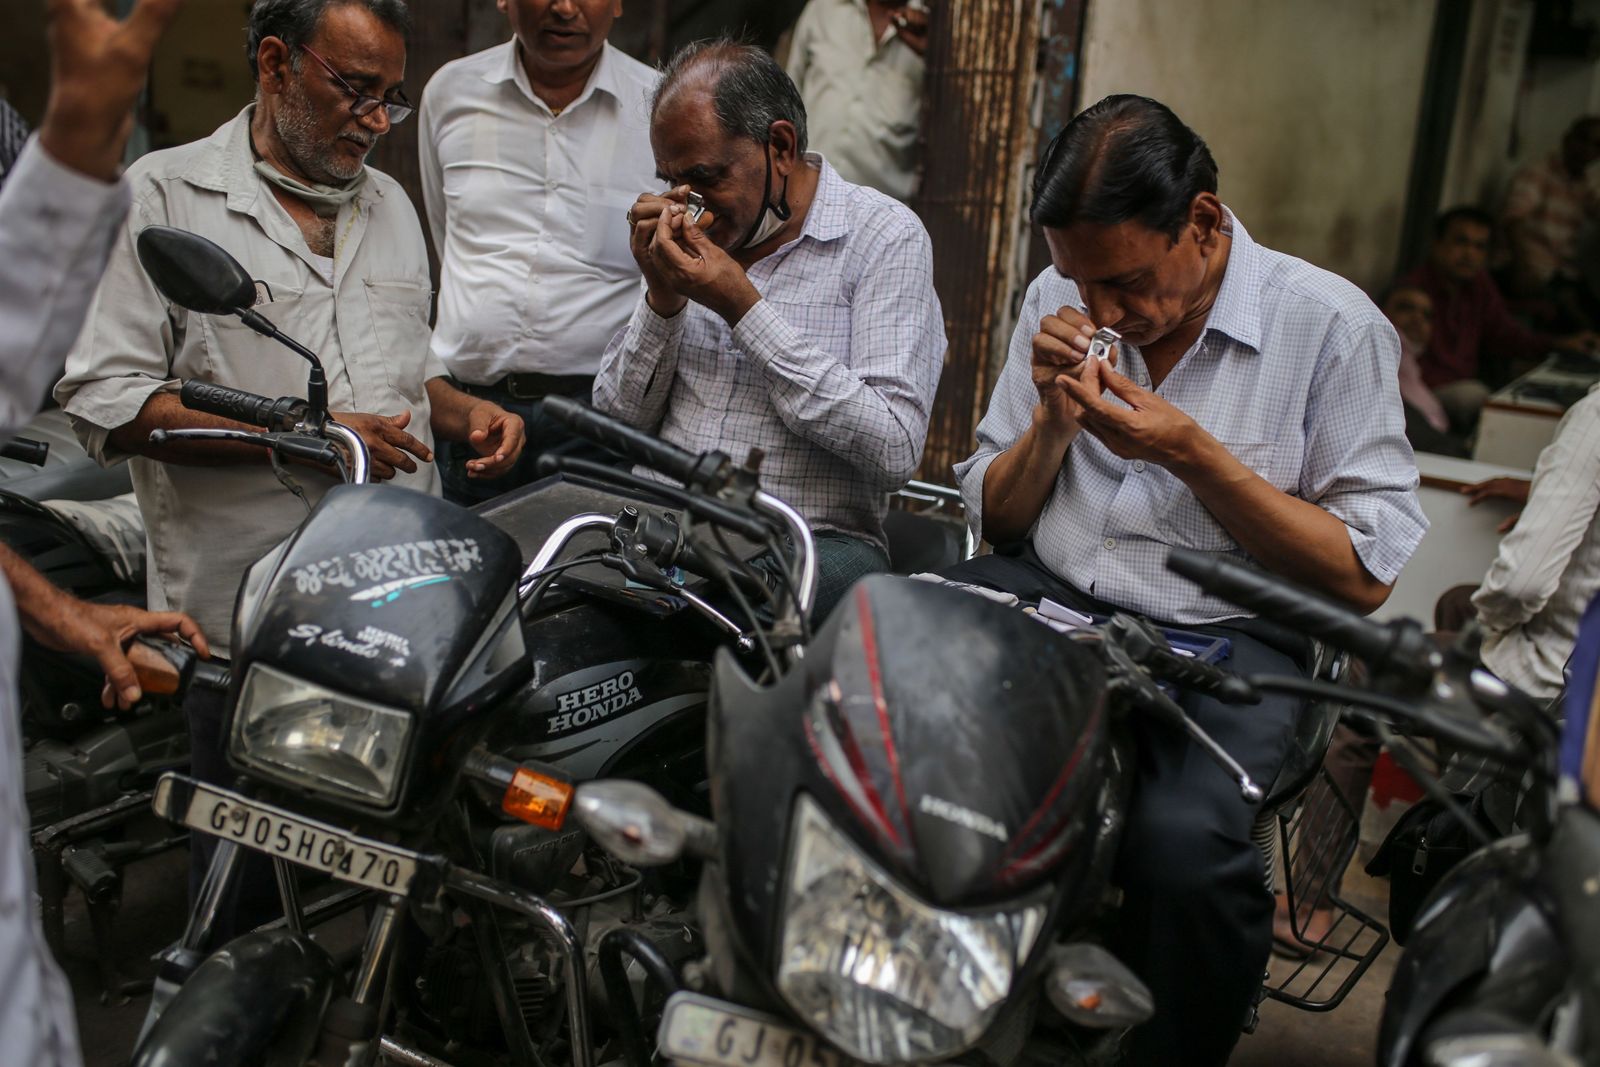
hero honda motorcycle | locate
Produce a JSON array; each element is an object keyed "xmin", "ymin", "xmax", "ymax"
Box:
[
  {"xmin": 125, "ymin": 226, "xmax": 822, "ymax": 1066},
  {"xmin": 567, "ymin": 545, "xmax": 1544, "ymax": 1067}
]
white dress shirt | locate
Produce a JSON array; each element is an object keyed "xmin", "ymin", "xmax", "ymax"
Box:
[
  {"xmin": 786, "ymin": 0, "xmax": 925, "ymax": 202},
  {"xmin": 1474, "ymin": 388, "xmax": 1600, "ymax": 701},
  {"xmin": 956, "ymin": 212, "xmax": 1428, "ymax": 626},
  {"xmin": 594, "ymin": 156, "xmax": 945, "ymax": 550},
  {"xmin": 420, "ymin": 41, "xmax": 658, "ymax": 384},
  {"xmin": 56, "ymin": 108, "xmax": 444, "ymax": 652},
  {"xmin": 0, "ymin": 138, "xmax": 124, "ymax": 1067}
]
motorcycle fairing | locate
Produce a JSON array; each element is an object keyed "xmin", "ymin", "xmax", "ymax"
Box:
[
  {"xmin": 1377, "ymin": 832, "xmax": 1561, "ymax": 1067},
  {"xmin": 1545, "ymin": 805, "xmax": 1600, "ymax": 1055},
  {"xmin": 709, "ymin": 575, "xmax": 1113, "ymax": 977}
]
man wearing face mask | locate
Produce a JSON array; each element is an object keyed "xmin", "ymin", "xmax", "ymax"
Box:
[
  {"xmin": 55, "ymin": 0, "xmax": 523, "ymax": 922},
  {"xmin": 941, "ymin": 95, "xmax": 1426, "ymax": 1065},
  {"xmin": 419, "ymin": 0, "xmax": 658, "ymax": 503},
  {"xmin": 595, "ymin": 40, "xmax": 945, "ymax": 620}
]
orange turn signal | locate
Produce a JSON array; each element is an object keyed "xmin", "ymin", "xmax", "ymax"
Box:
[{"xmin": 502, "ymin": 767, "xmax": 573, "ymax": 830}]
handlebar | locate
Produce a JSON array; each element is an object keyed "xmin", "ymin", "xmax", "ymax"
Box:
[
  {"xmin": 1165, "ymin": 549, "xmax": 1437, "ymax": 692},
  {"xmin": 541, "ymin": 396, "xmax": 730, "ymax": 491},
  {"xmin": 1, "ymin": 437, "xmax": 49, "ymax": 466},
  {"xmin": 179, "ymin": 380, "xmax": 307, "ymax": 432}
]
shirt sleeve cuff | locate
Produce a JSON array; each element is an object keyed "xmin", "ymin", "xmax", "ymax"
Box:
[
  {"xmin": 1343, "ymin": 504, "xmax": 1428, "ymax": 586},
  {"xmin": 1, "ymin": 137, "xmax": 130, "ymax": 256},
  {"xmin": 729, "ymin": 299, "xmax": 793, "ymax": 365},
  {"xmin": 61, "ymin": 376, "xmax": 176, "ymax": 463}
]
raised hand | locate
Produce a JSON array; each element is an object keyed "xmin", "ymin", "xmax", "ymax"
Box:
[
  {"xmin": 648, "ymin": 204, "xmax": 760, "ymax": 324},
  {"xmin": 40, "ymin": 0, "xmax": 185, "ymax": 181}
]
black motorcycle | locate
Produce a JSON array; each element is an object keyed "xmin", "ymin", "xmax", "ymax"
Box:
[{"xmin": 124, "ymin": 226, "xmax": 824, "ymax": 1065}]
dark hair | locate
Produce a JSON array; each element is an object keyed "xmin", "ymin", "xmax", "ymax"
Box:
[
  {"xmin": 653, "ymin": 39, "xmax": 808, "ymax": 153},
  {"xmin": 1031, "ymin": 95, "xmax": 1218, "ymax": 240},
  {"xmin": 245, "ymin": 0, "xmax": 411, "ymax": 79},
  {"xmin": 1433, "ymin": 205, "xmax": 1493, "ymax": 239}
]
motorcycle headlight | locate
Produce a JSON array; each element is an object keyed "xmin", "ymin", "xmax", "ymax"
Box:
[
  {"xmin": 230, "ymin": 663, "xmax": 411, "ymax": 806},
  {"xmin": 776, "ymin": 795, "xmax": 1048, "ymax": 1064}
]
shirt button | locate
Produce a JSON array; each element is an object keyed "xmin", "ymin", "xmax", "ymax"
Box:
[
  {"xmin": 1133, "ymin": 460, "xmax": 1146, "ymax": 473},
  {"xmin": 1103, "ymin": 537, "xmax": 1116, "ymax": 550}
]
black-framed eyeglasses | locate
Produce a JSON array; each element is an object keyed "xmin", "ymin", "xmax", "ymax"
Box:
[{"xmin": 299, "ymin": 44, "xmax": 414, "ymax": 125}]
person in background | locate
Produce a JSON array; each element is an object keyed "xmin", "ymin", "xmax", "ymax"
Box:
[
  {"xmin": 419, "ymin": 0, "xmax": 658, "ymax": 504},
  {"xmin": 1501, "ymin": 115, "xmax": 1600, "ymax": 324},
  {"xmin": 786, "ymin": 0, "xmax": 928, "ymax": 202},
  {"xmin": 599, "ymin": 41, "xmax": 945, "ymax": 621},
  {"xmin": 1399, "ymin": 206, "xmax": 1598, "ymax": 433},
  {"xmin": 0, "ymin": 2, "xmax": 194, "ymax": 1063},
  {"xmin": 1384, "ymin": 285, "xmax": 1468, "ymax": 457},
  {"xmin": 0, "ymin": 98, "xmax": 30, "ymax": 188}
]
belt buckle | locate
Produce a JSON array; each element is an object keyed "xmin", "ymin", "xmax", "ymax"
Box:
[{"xmin": 504, "ymin": 374, "xmax": 544, "ymax": 401}]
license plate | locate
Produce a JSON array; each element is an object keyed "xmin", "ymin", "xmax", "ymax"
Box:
[
  {"xmin": 658, "ymin": 992, "xmax": 858, "ymax": 1067},
  {"xmin": 152, "ymin": 774, "xmax": 418, "ymax": 894}
]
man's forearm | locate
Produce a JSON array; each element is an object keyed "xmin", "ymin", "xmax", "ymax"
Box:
[
  {"xmin": 0, "ymin": 542, "xmax": 71, "ymax": 640},
  {"xmin": 106, "ymin": 390, "xmax": 278, "ymax": 466},
  {"xmin": 1171, "ymin": 435, "xmax": 1391, "ymax": 612},
  {"xmin": 424, "ymin": 377, "xmax": 487, "ymax": 443},
  {"xmin": 980, "ymin": 410, "xmax": 1076, "ymax": 545}
]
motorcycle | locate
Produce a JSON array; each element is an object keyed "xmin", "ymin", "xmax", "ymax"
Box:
[
  {"xmin": 566, "ymin": 545, "xmax": 1540, "ymax": 1067},
  {"xmin": 123, "ymin": 225, "xmax": 822, "ymax": 1065}
]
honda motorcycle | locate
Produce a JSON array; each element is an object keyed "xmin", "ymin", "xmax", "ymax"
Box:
[
  {"xmin": 125, "ymin": 226, "xmax": 822, "ymax": 1066},
  {"xmin": 569, "ymin": 547, "xmax": 1543, "ymax": 1067}
]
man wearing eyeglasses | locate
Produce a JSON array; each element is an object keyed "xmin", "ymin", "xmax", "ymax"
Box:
[{"xmin": 55, "ymin": 0, "xmax": 523, "ymax": 926}]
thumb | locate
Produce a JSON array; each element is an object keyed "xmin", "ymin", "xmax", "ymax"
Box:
[
  {"xmin": 94, "ymin": 643, "xmax": 142, "ymax": 710},
  {"xmin": 389, "ymin": 409, "xmax": 412, "ymax": 429},
  {"xmin": 1100, "ymin": 365, "xmax": 1143, "ymax": 402}
]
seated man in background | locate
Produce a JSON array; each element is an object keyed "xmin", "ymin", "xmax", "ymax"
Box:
[
  {"xmin": 943, "ymin": 94, "xmax": 1426, "ymax": 1065},
  {"xmin": 1501, "ymin": 115, "xmax": 1600, "ymax": 325},
  {"xmin": 54, "ymin": 0, "xmax": 523, "ymax": 925},
  {"xmin": 1400, "ymin": 206, "xmax": 1598, "ymax": 433},
  {"xmin": 596, "ymin": 40, "xmax": 945, "ymax": 620},
  {"xmin": 1385, "ymin": 284, "xmax": 1468, "ymax": 456}
]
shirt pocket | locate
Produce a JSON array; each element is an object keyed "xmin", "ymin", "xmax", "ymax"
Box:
[
  {"xmin": 583, "ymin": 183, "xmax": 642, "ymax": 277},
  {"xmin": 364, "ymin": 279, "xmax": 434, "ymax": 404},
  {"xmin": 198, "ymin": 288, "xmax": 308, "ymax": 399},
  {"xmin": 1158, "ymin": 440, "xmax": 1276, "ymax": 551}
]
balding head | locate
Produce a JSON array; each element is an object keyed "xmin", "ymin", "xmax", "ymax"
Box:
[{"xmin": 653, "ymin": 39, "xmax": 807, "ymax": 154}]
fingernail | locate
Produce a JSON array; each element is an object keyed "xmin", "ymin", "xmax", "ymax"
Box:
[{"xmin": 123, "ymin": 686, "xmax": 141, "ymax": 703}]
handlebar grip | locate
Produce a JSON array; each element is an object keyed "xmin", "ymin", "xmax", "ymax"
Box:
[
  {"xmin": 1165, "ymin": 549, "xmax": 1435, "ymax": 690},
  {"xmin": 1145, "ymin": 646, "xmax": 1259, "ymax": 704},
  {"xmin": 180, "ymin": 380, "xmax": 306, "ymax": 432},
  {"xmin": 541, "ymin": 396, "xmax": 715, "ymax": 487},
  {"xmin": 0, "ymin": 437, "xmax": 49, "ymax": 465}
]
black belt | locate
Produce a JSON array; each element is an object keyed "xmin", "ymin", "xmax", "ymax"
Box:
[{"xmin": 455, "ymin": 372, "xmax": 594, "ymax": 401}]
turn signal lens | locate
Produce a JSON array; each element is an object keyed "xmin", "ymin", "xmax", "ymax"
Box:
[{"xmin": 502, "ymin": 767, "xmax": 572, "ymax": 829}]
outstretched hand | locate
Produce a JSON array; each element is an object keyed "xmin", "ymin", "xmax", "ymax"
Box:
[
  {"xmin": 332, "ymin": 408, "xmax": 432, "ymax": 481},
  {"xmin": 40, "ymin": 0, "xmax": 185, "ymax": 182},
  {"xmin": 464, "ymin": 401, "xmax": 525, "ymax": 479}
]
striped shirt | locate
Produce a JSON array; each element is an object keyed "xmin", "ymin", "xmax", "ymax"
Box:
[
  {"xmin": 1475, "ymin": 387, "xmax": 1600, "ymax": 701},
  {"xmin": 955, "ymin": 212, "xmax": 1427, "ymax": 625},
  {"xmin": 593, "ymin": 155, "xmax": 946, "ymax": 550}
]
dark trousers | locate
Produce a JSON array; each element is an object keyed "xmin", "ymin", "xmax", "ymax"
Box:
[
  {"xmin": 184, "ymin": 685, "xmax": 281, "ymax": 944},
  {"xmin": 439, "ymin": 378, "xmax": 614, "ymax": 506},
  {"xmin": 747, "ymin": 530, "xmax": 891, "ymax": 626},
  {"xmin": 938, "ymin": 549, "xmax": 1304, "ymax": 1067}
]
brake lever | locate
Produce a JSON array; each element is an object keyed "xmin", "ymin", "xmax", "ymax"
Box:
[{"xmin": 1103, "ymin": 639, "xmax": 1263, "ymax": 804}]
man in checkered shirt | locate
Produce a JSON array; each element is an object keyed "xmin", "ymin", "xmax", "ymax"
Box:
[
  {"xmin": 593, "ymin": 40, "xmax": 944, "ymax": 621},
  {"xmin": 943, "ymin": 95, "xmax": 1427, "ymax": 1065}
]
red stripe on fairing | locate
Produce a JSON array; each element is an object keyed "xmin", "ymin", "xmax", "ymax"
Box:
[
  {"xmin": 997, "ymin": 702, "xmax": 1104, "ymax": 879},
  {"xmin": 854, "ymin": 585, "xmax": 914, "ymax": 845},
  {"xmin": 803, "ymin": 711, "xmax": 901, "ymax": 849}
]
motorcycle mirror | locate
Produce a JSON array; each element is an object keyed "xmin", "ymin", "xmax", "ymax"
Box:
[
  {"xmin": 572, "ymin": 780, "xmax": 716, "ymax": 867},
  {"xmin": 1044, "ymin": 943, "xmax": 1155, "ymax": 1030},
  {"xmin": 136, "ymin": 226, "xmax": 258, "ymax": 315}
]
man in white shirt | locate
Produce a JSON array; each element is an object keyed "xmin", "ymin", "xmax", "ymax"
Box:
[
  {"xmin": 1, "ymin": 2, "xmax": 192, "ymax": 1063},
  {"xmin": 420, "ymin": 0, "xmax": 658, "ymax": 504},
  {"xmin": 786, "ymin": 0, "xmax": 928, "ymax": 202}
]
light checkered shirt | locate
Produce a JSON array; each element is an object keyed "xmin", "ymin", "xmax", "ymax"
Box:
[
  {"xmin": 594, "ymin": 155, "xmax": 945, "ymax": 550},
  {"xmin": 955, "ymin": 212, "xmax": 1428, "ymax": 625}
]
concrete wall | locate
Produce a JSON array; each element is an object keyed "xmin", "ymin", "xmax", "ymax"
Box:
[{"xmin": 1078, "ymin": 0, "xmax": 1438, "ymax": 294}]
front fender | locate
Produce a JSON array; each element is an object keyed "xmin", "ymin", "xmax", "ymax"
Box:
[
  {"xmin": 131, "ymin": 930, "xmax": 337, "ymax": 1067},
  {"xmin": 1378, "ymin": 834, "xmax": 1562, "ymax": 1067}
]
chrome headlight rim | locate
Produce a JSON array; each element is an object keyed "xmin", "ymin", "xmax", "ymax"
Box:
[
  {"xmin": 229, "ymin": 661, "xmax": 413, "ymax": 809},
  {"xmin": 775, "ymin": 793, "xmax": 1050, "ymax": 1064}
]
